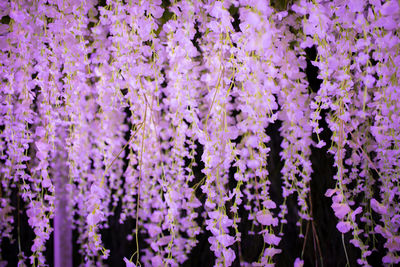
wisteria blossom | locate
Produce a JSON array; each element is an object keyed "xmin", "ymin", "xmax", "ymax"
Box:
[{"xmin": 0, "ymin": 0, "xmax": 399, "ymax": 266}]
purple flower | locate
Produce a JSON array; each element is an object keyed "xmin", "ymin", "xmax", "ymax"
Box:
[
  {"xmin": 256, "ymin": 211, "xmax": 278, "ymax": 226},
  {"xmin": 294, "ymin": 258, "xmax": 304, "ymax": 267},
  {"xmin": 337, "ymin": 221, "xmax": 352, "ymax": 234},
  {"xmin": 331, "ymin": 202, "xmax": 351, "ymax": 219},
  {"xmin": 263, "ymin": 233, "xmax": 281, "ymax": 246},
  {"xmin": 87, "ymin": 211, "xmax": 104, "ymax": 226},
  {"xmin": 123, "ymin": 257, "xmax": 136, "ymax": 267},
  {"xmin": 370, "ymin": 199, "xmax": 388, "ymax": 215},
  {"xmin": 216, "ymin": 234, "xmax": 235, "ymax": 248}
]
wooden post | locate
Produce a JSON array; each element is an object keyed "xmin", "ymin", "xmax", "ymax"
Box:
[{"xmin": 54, "ymin": 137, "xmax": 72, "ymax": 267}]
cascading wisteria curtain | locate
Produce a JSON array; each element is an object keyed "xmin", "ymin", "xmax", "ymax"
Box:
[{"xmin": 0, "ymin": 0, "xmax": 399, "ymax": 266}]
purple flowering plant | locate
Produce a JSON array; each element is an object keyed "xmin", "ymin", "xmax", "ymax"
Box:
[{"xmin": 0, "ymin": 0, "xmax": 399, "ymax": 266}]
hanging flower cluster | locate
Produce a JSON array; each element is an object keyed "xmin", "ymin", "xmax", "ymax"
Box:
[{"xmin": 0, "ymin": 0, "xmax": 399, "ymax": 266}]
